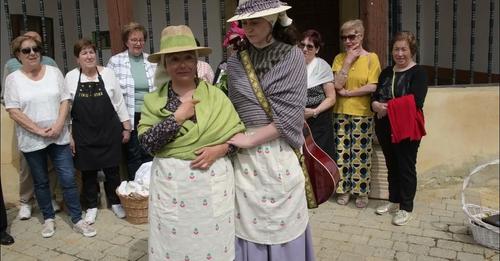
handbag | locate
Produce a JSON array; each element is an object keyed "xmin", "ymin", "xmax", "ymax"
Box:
[{"xmin": 237, "ymin": 42, "xmax": 319, "ymax": 208}]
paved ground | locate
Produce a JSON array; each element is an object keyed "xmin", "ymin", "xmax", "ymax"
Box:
[{"xmin": 1, "ymin": 183, "xmax": 499, "ymax": 261}]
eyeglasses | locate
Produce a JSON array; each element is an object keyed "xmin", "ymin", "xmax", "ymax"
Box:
[
  {"xmin": 298, "ymin": 42, "xmax": 315, "ymax": 51},
  {"xmin": 20, "ymin": 46, "xmax": 42, "ymax": 55},
  {"xmin": 341, "ymin": 34, "xmax": 359, "ymax": 41},
  {"xmin": 129, "ymin": 38, "xmax": 145, "ymax": 44}
]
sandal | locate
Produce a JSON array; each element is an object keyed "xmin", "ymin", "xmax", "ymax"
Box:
[
  {"xmin": 336, "ymin": 193, "xmax": 350, "ymax": 205},
  {"xmin": 355, "ymin": 196, "xmax": 369, "ymax": 208}
]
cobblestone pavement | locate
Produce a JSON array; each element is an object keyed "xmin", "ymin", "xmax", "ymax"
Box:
[{"xmin": 1, "ymin": 183, "xmax": 498, "ymax": 261}]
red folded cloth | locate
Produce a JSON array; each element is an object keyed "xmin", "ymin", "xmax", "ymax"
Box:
[{"xmin": 387, "ymin": 94, "xmax": 426, "ymax": 143}]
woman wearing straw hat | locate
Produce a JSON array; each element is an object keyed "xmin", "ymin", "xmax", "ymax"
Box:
[
  {"xmin": 138, "ymin": 25, "xmax": 245, "ymax": 261},
  {"xmin": 226, "ymin": 1, "xmax": 315, "ymax": 260}
]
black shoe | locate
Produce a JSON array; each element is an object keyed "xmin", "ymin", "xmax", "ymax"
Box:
[{"xmin": 0, "ymin": 231, "xmax": 15, "ymax": 245}]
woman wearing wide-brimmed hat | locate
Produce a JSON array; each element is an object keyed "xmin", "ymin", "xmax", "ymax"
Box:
[
  {"xmin": 226, "ymin": 1, "xmax": 315, "ymax": 260},
  {"xmin": 137, "ymin": 25, "xmax": 245, "ymax": 261}
]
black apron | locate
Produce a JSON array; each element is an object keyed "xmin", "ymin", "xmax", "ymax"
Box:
[{"xmin": 71, "ymin": 69, "xmax": 122, "ymax": 171}]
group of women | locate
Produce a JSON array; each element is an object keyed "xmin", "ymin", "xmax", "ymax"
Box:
[
  {"xmin": 304, "ymin": 21, "xmax": 427, "ymax": 226},
  {"xmin": 300, "ymin": 18, "xmax": 427, "ymax": 225},
  {"xmin": 137, "ymin": 0, "xmax": 427, "ymax": 259},
  {"xmin": 3, "ymin": 21, "xmax": 163, "ymax": 238},
  {"xmin": 4, "ymin": 35, "xmax": 100, "ymax": 238},
  {"xmin": 3, "ymin": 0, "xmax": 428, "ymax": 259}
]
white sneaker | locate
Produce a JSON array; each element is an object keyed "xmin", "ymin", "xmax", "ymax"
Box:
[
  {"xmin": 375, "ymin": 202, "xmax": 399, "ymax": 215},
  {"xmin": 111, "ymin": 204, "xmax": 126, "ymax": 219},
  {"xmin": 392, "ymin": 210, "xmax": 412, "ymax": 226},
  {"xmin": 73, "ymin": 220, "xmax": 97, "ymax": 237},
  {"xmin": 18, "ymin": 203, "xmax": 32, "ymax": 220},
  {"xmin": 41, "ymin": 218, "xmax": 55, "ymax": 238},
  {"xmin": 52, "ymin": 199, "xmax": 61, "ymax": 213},
  {"xmin": 84, "ymin": 208, "xmax": 98, "ymax": 224}
]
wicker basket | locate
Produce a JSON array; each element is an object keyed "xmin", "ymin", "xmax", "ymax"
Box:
[
  {"xmin": 116, "ymin": 190, "xmax": 149, "ymax": 225},
  {"xmin": 461, "ymin": 159, "xmax": 499, "ymax": 250}
]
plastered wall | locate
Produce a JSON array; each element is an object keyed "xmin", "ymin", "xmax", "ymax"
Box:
[{"xmin": 417, "ymin": 86, "xmax": 500, "ymax": 178}]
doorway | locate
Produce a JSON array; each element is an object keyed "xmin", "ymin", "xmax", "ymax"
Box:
[{"xmin": 287, "ymin": 0, "xmax": 340, "ymax": 65}]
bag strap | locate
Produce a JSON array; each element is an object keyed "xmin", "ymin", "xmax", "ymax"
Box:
[
  {"xmin": 239, "ymin": 49, "xmax": 318, "ymax": 209},
  {"xmin": 239, "ymin": 50, "xmax": 273, "ymax": 119}
]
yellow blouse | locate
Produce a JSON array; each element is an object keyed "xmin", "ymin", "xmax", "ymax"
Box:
[{"xmin": 332, "ymin": 52, "xmax": 381, "ymax": 116}]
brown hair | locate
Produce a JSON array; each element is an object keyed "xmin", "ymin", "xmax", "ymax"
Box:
[
  {"xmin": 11, "ymin": 35, "xmax": 42, "ymax": 57},
  {"xmin": 73, "ymin": 38, "xmax": 96, "ymax": 57},
  {"xmin": 121, "ymin": 22, "xmax": 147, "ymax": 45},
  {"xmin": 391, "ymin": 31, "xmax": 418, "ymax": 56},
  {"xmin": 340, "ymin": 19, "xmax": 365, "ymax": 36},
  {"xmin": 272, "ymin": 23, "xmax": 301, "ymax": 45}
]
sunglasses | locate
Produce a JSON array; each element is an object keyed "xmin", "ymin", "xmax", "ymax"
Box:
[
  {"xmin": 341, "ymin": 34, "xmax": 359, "ymax": 41},
  {"xmin": 298, "ymin": 42, "xmax": 315, "ymax": 51},
  {"xmin": 129, "ymin": 38, "xmax": 145, "ymax": 44},
  {"xmin": 20, "ymin": 46, "xmax": 42, "ymax": 55}
]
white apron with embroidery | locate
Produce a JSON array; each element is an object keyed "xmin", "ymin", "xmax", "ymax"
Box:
[
  {"xmin": 233, "ymin": 137, "xmax": 309, "ymax": 244},
  {"xmin": 148, "ymin": 156, "xmax": 235, "ymax": 261}
]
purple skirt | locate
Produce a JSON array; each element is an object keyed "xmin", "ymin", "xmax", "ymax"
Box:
[{"xmin": 235, "ymin": 225, "xmax": 315, "ymax": 261}]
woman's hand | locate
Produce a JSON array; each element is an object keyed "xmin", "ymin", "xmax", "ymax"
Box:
[
  {"xmin": 121, "ymin": 120, "xmax": 132, "ymax": 143},
  {"xmin": 337, "ymin": 88, "xmax": 351, "ymax": 97},
  {"xmin": 69, "ymin": 135, "xmax": 76, "ymax": 156},
  {"xmin": 345, "ymin": 43, "xmax": 361, "ymax": 65},
  {"xmin": 304, "ymin": 108, "xmax": 316, "ymax": 119},
  {"xmin": 122, "ymin": 130, "xmax": 131, "ymax": 143},
  {"xmin": 372, "ymin": 101, "xmax": 388, "ymax": 119},
  {"xmin": 228, "ymin": 124, "xmax": 280, "ymax": 149},
  {"xmin": 36, "ymin": 127, "xmax": 53, "ymax": 138},
  {"xmin": 191, "ymin": 144, "xmax": 228, "ymax": 170},
  {"xmin": 174, "ymin": 98, "xmax": 200, "ymax": 124},
  {"xmin": 46, "ymin": 122, "xmax": 64, "ymax": 139},
  {"xmin": 227, "ymin": 133, "xmax": 255, "ymax": 149}
]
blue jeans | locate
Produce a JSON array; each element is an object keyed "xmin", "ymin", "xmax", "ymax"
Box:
[{"xmin": 23, "ymin": 144, "xmax": 82, "ymax": 224}]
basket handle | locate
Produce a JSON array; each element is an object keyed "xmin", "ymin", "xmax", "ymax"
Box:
[{"xmin": 461, "ymin": 159, "xmax": 500, "ymax": 207}]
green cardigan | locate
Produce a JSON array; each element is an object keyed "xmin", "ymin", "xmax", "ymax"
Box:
[{"xmin": 138, "ymin": 81, "xmax": 245, "ymax": 160}]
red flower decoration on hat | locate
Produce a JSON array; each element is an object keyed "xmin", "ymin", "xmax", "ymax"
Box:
[{"xmin": 223, "ymin": 21, "xmax": 245, "ymax": 48}]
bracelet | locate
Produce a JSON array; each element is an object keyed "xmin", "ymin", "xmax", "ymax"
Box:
[
  {"xmin": 312, "ymin": 109, "xmax": 319, "ymax": 118},
  {"xmin": 123, "ymin": 128, "xmax": 131, "ymax": 132}
]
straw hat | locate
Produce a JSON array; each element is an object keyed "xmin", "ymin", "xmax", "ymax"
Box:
[
  {"xmin": 227, "ymin": 0, "xmax": 291, "ymax": 22},
  {"xmin": 148, "ymin": 25, "xmax": 212, "ymax": 63}
]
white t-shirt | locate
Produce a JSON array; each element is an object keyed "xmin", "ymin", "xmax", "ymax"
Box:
[
  {"xmin": 4, "ymin": 66, "xmax": 71, "ymax": 152},
  {"xmin": 64, "ymin": 67, "xmax": 129, "ymax": 122}
]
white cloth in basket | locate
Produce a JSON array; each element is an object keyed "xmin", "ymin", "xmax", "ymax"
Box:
[
  {"xmin": 117, "ymin": 181, "xmax": 149, "ymax": 197},
  {"xmin": 134, "ymin": 161, "xmax": 152, "ymax": 189}
]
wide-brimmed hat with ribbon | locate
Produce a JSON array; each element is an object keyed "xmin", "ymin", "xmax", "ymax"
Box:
[
  {"xmin": 148, "ymin": 25, "xmax": 212, "ymax": 63},
  {"xmin": 227, "ymin": 0, "xmax": 291, "ymax": 22}
]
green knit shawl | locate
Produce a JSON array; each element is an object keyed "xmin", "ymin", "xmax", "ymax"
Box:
[{"xmin": 138, "ymin": 81, "xmax": 245, "ymax": 160}]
